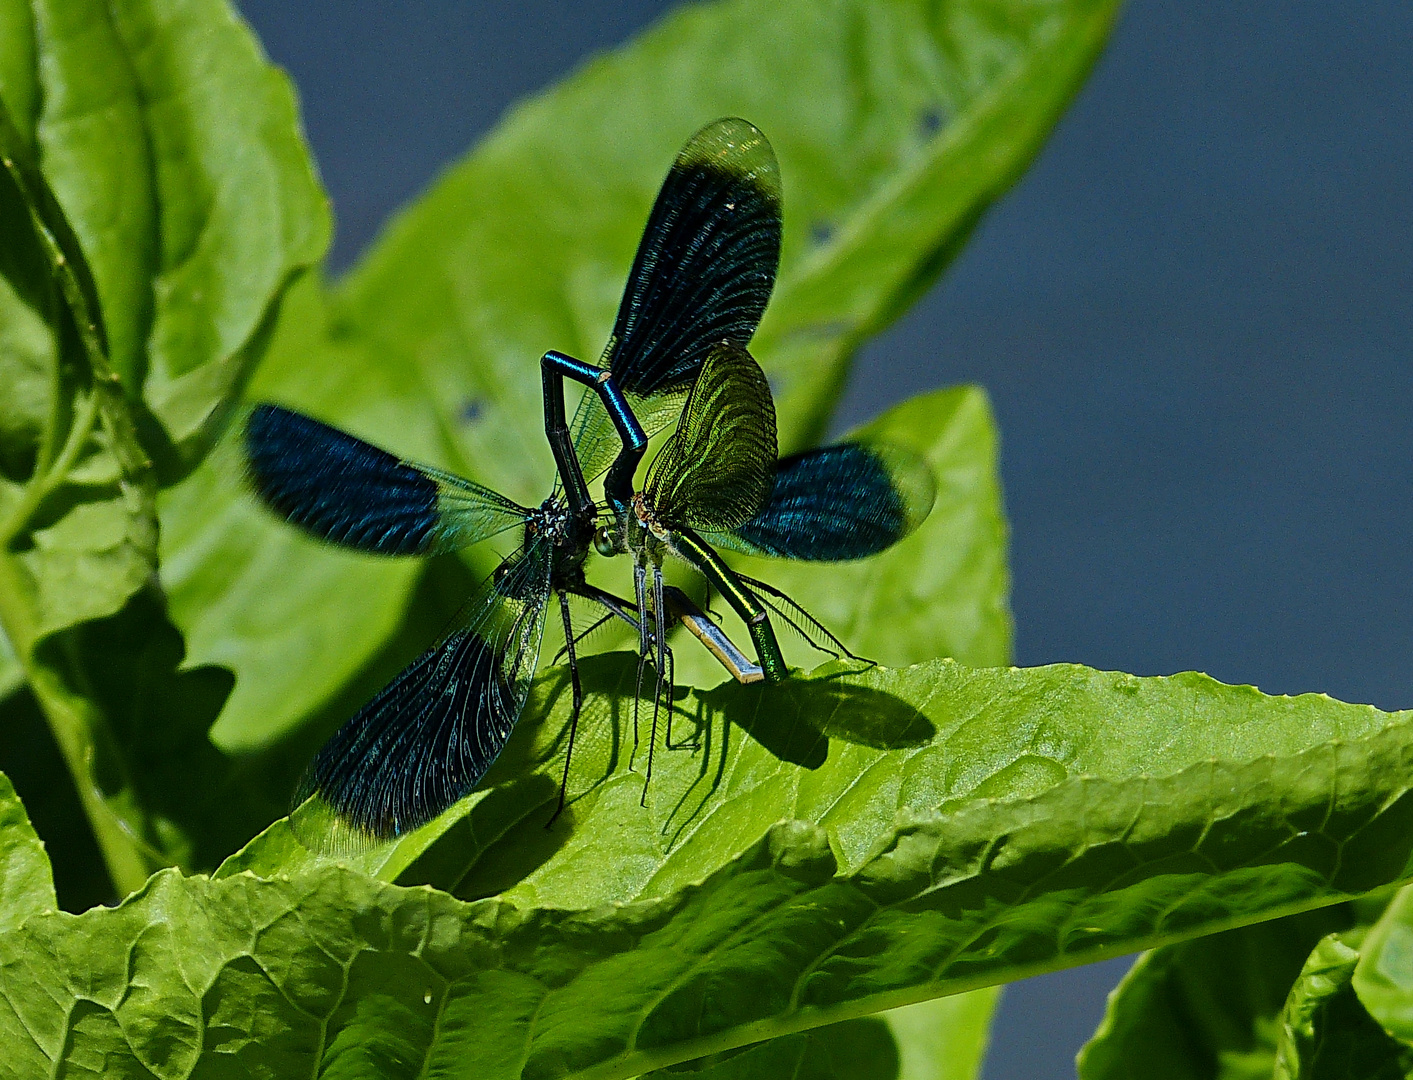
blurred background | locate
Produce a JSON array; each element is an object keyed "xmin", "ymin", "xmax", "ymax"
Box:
[{"xmin": 232, "ymin": 1, "xmax": 1413, "ymax": 1076}]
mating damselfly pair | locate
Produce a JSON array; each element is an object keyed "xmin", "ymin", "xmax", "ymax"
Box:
[{"xmin": 244, "ymin": 119, "xmax": 935, "ymax": 844}]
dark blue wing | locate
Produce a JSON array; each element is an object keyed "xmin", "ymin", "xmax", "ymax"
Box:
[
  {"xmin": 712, "ymin": 443, "xmax": 935, "ymax": 561},
  {"xmin": 244, "ymin": 404, "xmax": 526, "ymax": 555},
  {"xmin": 572, "ymin": 118, "xmax": 782, "ymax": 481},
  {"xmin": 294, "ymin": 538, "xmax": 553, "ymax": 840}
]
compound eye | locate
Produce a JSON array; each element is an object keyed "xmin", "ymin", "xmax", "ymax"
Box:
[{"xmin": 593, "ymin": 525, "xmax": 616, "ymax": 557}]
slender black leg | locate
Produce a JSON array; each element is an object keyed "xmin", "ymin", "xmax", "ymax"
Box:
[
  {"xmin": 643, "ymin": 566, "xmax": 669, "ymax": 803},
  {"xmin": 571, "ymin": 582, "xmax": 642, "ymax": 631},
  {"xmin": 551, "ymin": 609, "xmax": 616, "ymax": 666},
  {"xmin": 734, "ymin": 572, "xmax": 864, "ymax": 662},
  {"xmin": 554, "ymin": 582, "xmax": 648, "ymax": 666},
  {"xmin": 548, "ymin": 591, "xmax": 583, "ymax": 827},
  {"xmin": 663, "ymin": 639, "xmax": 698, "ymax": 751},
  {"xmin": 630, "ymin": 562, "xmax": 649, "ymax": 770}
]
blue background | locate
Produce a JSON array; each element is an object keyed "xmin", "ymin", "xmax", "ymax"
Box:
[{"xmin": 233, "ymin": 2, "xmax": 1413, "ymax": 1075}]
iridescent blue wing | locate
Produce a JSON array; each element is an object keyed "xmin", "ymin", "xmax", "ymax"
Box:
[
  {"xmin": 244, "ymin": 404, "xmax": 527, "ymax": 555},
  {"xmin": 571, "ymin": 118, "xmax": 782, "ymax": 482},
  {"xmin": 710, "ymin": 443, "xmax": 936, "ymax": 561},
  {"xmin": 294, "ymin": 537, "xmax": 553, "ymax": 841}
]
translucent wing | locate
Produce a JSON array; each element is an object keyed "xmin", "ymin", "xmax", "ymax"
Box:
[
  {"xmin": 244, "ymin": 404, "xmax": 527, "ymax": 555},
  {"xmin": 710, "ymin": 443, "xmax": 936, "ymax": 561},
  {"xmin": 645, "ymin": 343, "xmax": 777, "ymax": 533},
  {"xmin": 296, "ymin": 537, "xmax": 553, "ymax": 839},
  {"xmin": 572, "ymin": 117, "xmax": 782, "ymax": 482}
]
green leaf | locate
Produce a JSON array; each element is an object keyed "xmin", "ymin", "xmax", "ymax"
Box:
[
  {"xmin": 0, "ymin": 110, "xmax": 157, "ymax": 647},
  {"xmin": 338, "ymin": 0, "xmax": 1122, "ymax": 512},
  {"xmin": 639, "ymin": 990, "xmax": 998, "ymax": 1080},
  {"xmin": 0, "ymin": 95, "xmax": 163, "ymax": 893},
  {"xmin": 223, "ymin": 649, "xmax": 1413, "ymax": 1002},
  {"xmin": 21, "ymin": 646, "xmax": 1413, "ymax": 1080},
  {"xmin": 157, "ymin": 0, "xmax": 1112, "ymax": 756},
  {"xmin": 0, "ymin": 767, "xmax": 55, "ymax": 932},
  {"xmin": 885, "ymin": 991, "xmax": 1000, "ymax": 1080},
  {"xmin": 1353, "ymin": 886, "xmax": 1413, "ymax": 1050},
  {"xmin": 1077, "ymin": 907, "xmax": 1357, "ymax": 1080},
  {"xmin": 0, "ymin": 631, "xmax": 18, "ymax": 700},
  {"xmin": 0, "ymin": 0, "xmax": 327, "ymax": 894},
  {"xmin": 1077, "ymin": 886, "xmax": 1408, "ymax": 1080},
  {"xmin": 9, "ymin": 0, "xmax": 329, "ymax": 455},
  {"xmin": 0, "ymin": 1, "xmax": 38, "ymax": 152},
  {"xmin": 0, "ymin": 861, "xmax": 991, "ymax": 1077},
  {"xmin": 158, "ymin": 275, "xmax": 461, "ymax": 753},
  {"xmin": 1274, "ymin": 929, "xmax": 1413, "ymax": 1080},
  {"xmin": 729, "ymin": 384, "xmax": 1009, "ymax": 674}
]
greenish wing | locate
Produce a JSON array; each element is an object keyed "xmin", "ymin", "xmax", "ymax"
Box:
[
  {"xmin": 708, "ymin": 442, "xmax": 936, "ymax": 561},
  {"xmin": 645, "ymin": 342, "xmax": 778, "ymax": 533}
]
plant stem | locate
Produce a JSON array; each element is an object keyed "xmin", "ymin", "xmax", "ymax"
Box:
[
  {"xmin": 0, "ymin": 390, "xmax": 99, "ymax": 547},
  {"xmin": 0, "ymin": 114, "xmax": 162, "ymax": 898},
  {"xmin": 0, "ymin": 553, "xmax": 155, "ymax": 896}
]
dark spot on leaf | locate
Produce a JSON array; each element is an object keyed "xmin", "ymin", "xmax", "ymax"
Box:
[
  {"xmin": 810, "ymin": 221, "xmax": 834, "ymax": 246},
  {"xmin": 919, "ymin": 106, "xmax": 944, "ymax": 137},
  {"xmin": 459, "ymin": 398, "xmax": 484, "ymax": 424}
]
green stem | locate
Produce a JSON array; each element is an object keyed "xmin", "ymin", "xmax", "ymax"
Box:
[
  {"xmin": 0, "ymin": 554, "xmax": 155, "ymax": 896},
  {"xmin": 0, "ymin": 111, "xmax": 162, "ymax": 898},
  {"xmin": 0, "ymin": 389, "xmax": 99, "ymax": 546}
]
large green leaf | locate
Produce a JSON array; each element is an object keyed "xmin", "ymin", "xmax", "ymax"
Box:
[
  {"xmin": 0, "ymin": 0, "xmax": 329, "ymax": 456},
  {"xmin": 0, "ymin": 0, "xmax": 327, "ymax": 894},
  {"xmin": 229, "ymin": 653, "xmax": 1413, "ymax": 907},
  {"xmin": 1077, "ymin": 907, "xmax": 1358, "ymax": 1080},
  {"xmin": 0, "ymin": 864, "xmax": 987, "ymax": 1079},
  {"xmin": 1273, "ymin": 928, "xmax": 1413, "ymax": 1080},
  {"xmin": 158, "ymin": 276, "xmax": 446, "ymax": 752},
  {"xmin": 217, "ymin": 645, "xmax": 1413, "ymax": 1052},
  {"xmin": 339, "ymin": 0, "xmax": 1121, "ymax": 507},
  {"xmin": 0, "ymin": 98, "xmax": 163, "ymax": 893},
  {"xmin": 0, "ymin": 769, "xmax": 55, "ymax": 932},
  {"xmin": 17, "ymin": 643, "xmax": 1413, "ymax": 1080},
  {"xmin": 1352, "ymin": 887, "xmax": 1413, "ymax": 1051},
  {"xmin": 640, "ymin": 991, "xmax": 999, "ymax": 1080},
  {"xmin": 157, "ymin": 0, "xmax": 1111, "ymax": 758}
]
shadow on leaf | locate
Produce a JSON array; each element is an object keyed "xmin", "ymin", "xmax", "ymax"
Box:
[
  {"xmin": 47, "ymin": 586, "xmax": 293, "ymax": 872},
  {"xmin": 402, "ymin": 772, "xmax": 570, "ymax": 901},
  {"xmin": 698, "ymin": 664, "xmax": 935, "ymax": 768}
]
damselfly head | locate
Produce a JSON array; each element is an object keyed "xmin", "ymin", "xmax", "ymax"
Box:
[{"xmin": 593, "ymin": 524, "xmax": 618, "ymax": 557}]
